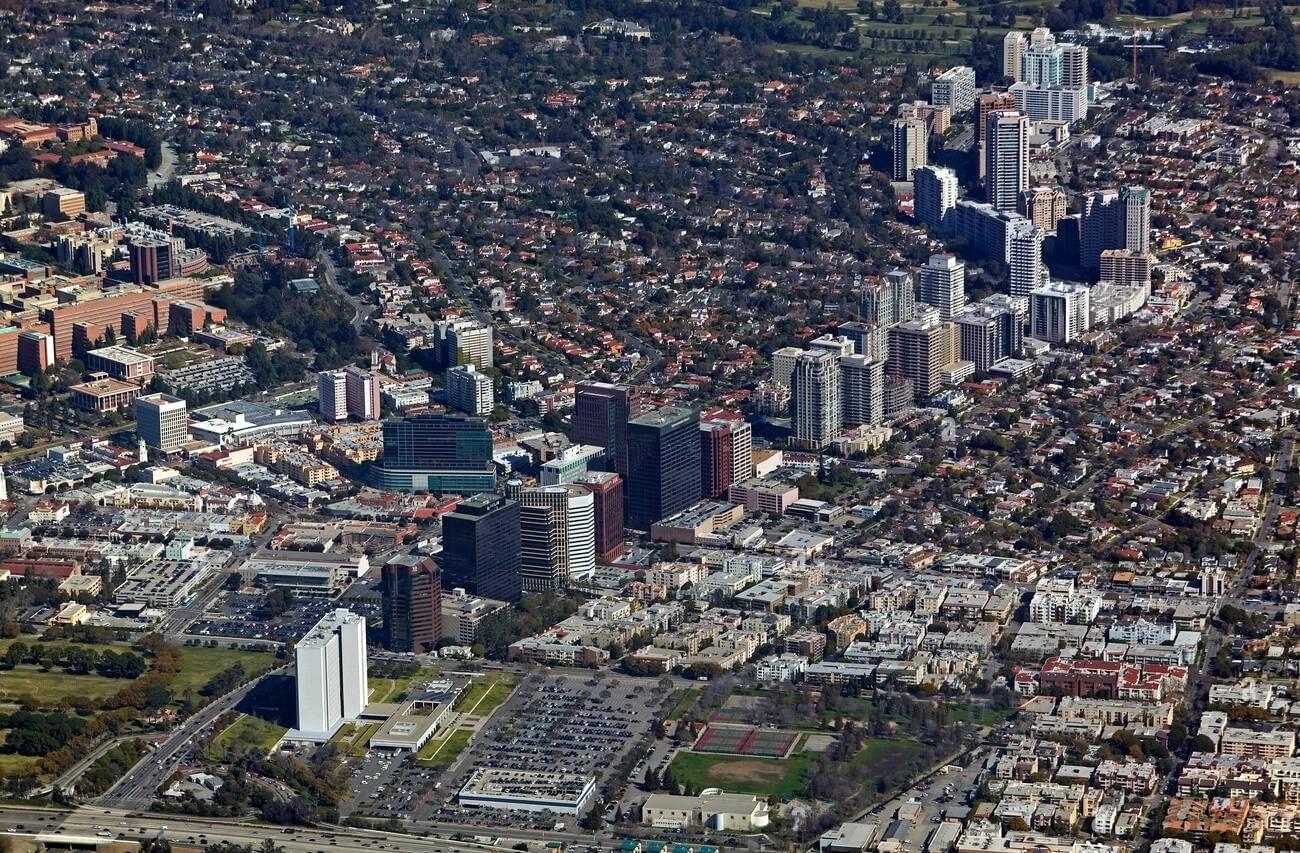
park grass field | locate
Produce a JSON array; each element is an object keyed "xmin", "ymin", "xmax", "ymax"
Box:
[
  {"xmin": 170, "ymin": 645, "xmax": 278, "ymax": 696},
  {"xmin": 0, "ymin": 666, "xmax": 125, "ymax": 706},
  {"xmin": 669, "ymin": 750, "xmax": 815, "ymax": 800},
  {"xmin": 207, "ymin": 714, "xmax": 286, "ymax": 762},
  {"xmin": 452, "ymin": 673, "xmax": 518, "ymax": 717},
  {"xmin": 414, "ymin": 728, "xmax": 472, "ymax": 769}
]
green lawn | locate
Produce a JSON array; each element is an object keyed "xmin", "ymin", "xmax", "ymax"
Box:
[
  {"xmin": 665, "ymin": 688, "xmax": 700, "ymax": 721},
  {"xmin": 0, "ymin": 753, "xmax": 39, "ymax": 777},
  {"xmin": 330, "ymin": 722, "xmax": 381, "ymax": 757},
  {"xmin": 0, "ymin": 666, "xmax": 125, "ymax": 706},
  {"xmin": 414, "ymin": 729, "xmax": 472, "ymax": 769},
  {"xmin": 171, "ymin": 646, "xmax": 278, "ymax": 696},
  {"xmin": 452, "ymin": 674, "xmax": 517, "ymax": 716},
  {"xmin": 947, "ymin": 703, "xmax": 1017, "ymax": 728},
  {"xmin": 669, "ymin": 751, "xmax": 815, "ymax": 800},
  {"xmin": 369, "ymin": 669, "xmax": 431, "ymax": 704},
  {"xmin": 207, "ymin": 714, "xmax": 286, "ymax": 762}
]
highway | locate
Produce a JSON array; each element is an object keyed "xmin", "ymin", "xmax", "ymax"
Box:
[
  {"xmin": 0, "ymin": 805, "xmax": 506, "ymax": 853},
  {"xmin": 98, "ymin": 667, "xmax": 287, "ymax": 811}
]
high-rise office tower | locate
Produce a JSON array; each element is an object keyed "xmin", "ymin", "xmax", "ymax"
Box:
[
  {"xmin": 985, "ymin": 111, "xmax": 1029, "ymax": 212},
  {"xmin": 1120, "ymin": 186, "xmax": 1151, "ymax": 255},
  {"xmin": 955, "ymin": 302, "xmax": 1022, "ymax": 371},
  {"xmin": 888, "ymin": 317, "xmax": 957, "ymax": 400},
  {"xmin": 839, "ymin": 354, "xmax": 885, "ymax": 428},
  {"xmin": 1019, "ymin": 186, "xmax": 1068, "ymax": 232},
  {"xmin": 295, "ymin": 608, "xmax": 368, "ymax": 738},
  {"xmin": 891, "ymin": 118, "xmax": 928, "ymax": 181},
  {"xmin": 1003, "ymin": 31, "xmax": 1027, "ymax": 81},
  {"xmin": 920, "ymin": 254, "xmax": 966, "ymax": 321},
  {"xmin": 437, "ymin": 318, "xmax": 493, "ymax": 370},
  {"xmin": 518, "ymin": 485, "xmax": 596, "ymax": 591},
  {"xmin": 574, "ymin": 471, "xmax": 625, "ymax": 562},
  {"xmin": 1010, "ymin": 84, "xmax": 1087, "ymax": 126},
  {"xmin": 882, "ymin": 374, "xmax": 915, "ymax": 419},
  {"xmin": 381, "ymin": 554, "xmax": 442, "ymax": 654},
  {"xmin": 127, "ymin": 235, "xmax": 182, "ymax": 285},
  {"xmin": 625, "ymin": 407, "xmax": 701, "ymax": 530},
  {"xmin": 914, "ymin": 165, "xmax": 959, "ymax": 234},
  {"xmin": 791, "ymin": 349, "xmax": 842, "ymax": 451},
  {"xmin": 1030, "ymin": 281, "xmax": 1092, "ymax": 343},
  {"xmin": 1008, "ymin": 222, "xmax": 1046, "ymax": 299},
  {"xmin": 344, "ymin": 365, "xmax": 381, "ymax": 420},
  {"xmin": 439, "ymin": 493, "xmax": 521, "ymax": 602},
  {"xmin": 571, "ymin": 382, "xmax": 636, "ymax": 478},
  {"xmin": 136, "ymin": 393, "xmax": 187, "ymax": 453},
  {"xmin": 370, "ymin": 413, "xmax": 496, "ymax": 493},
  {"xmin": 1060, "ymin": 43, "xmax": 1088, "ymax": 89},
  {"xmin": 446, "ymin": 364, "xmax": 494, "ymax": 416},
  {"xmin": 930, "ymin": 66, "xmax": 976, "ymax": 115},
  {"xmin": 318, "ymin": 369, "xmax": 348, "ymax": 423}
]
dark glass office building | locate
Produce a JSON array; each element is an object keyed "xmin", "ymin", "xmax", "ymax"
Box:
[
  {"xmin": 370, "ymin": 413, "xmax": 496, "ymax": 493},
  {"xmin": 439, "ymin": 493, "xmax": 522, "ymax": 602},
  {"xmin": 625, "ymin": 407, "xmax": 701, "ymax": 531},
  {"xmin": 381, "ymin": 554, "xmax": 442, "ymax": 653},
  {"xmin": 571, "ymin": 382, "xmax": 636, "ymax": 478}
]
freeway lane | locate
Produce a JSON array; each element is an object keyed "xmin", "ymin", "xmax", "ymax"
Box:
[
  {"xmin": 0, "ymin": 805, "xmax": 503, "ymax": 853},
  {"xmin": 98, "ymin": 667, "xmax": 288, "ymax": 811}
]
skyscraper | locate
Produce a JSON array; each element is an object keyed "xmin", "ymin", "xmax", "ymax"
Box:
[
  {"xmin": 985, "ymin": 111, "xmax": 1029, "ymax": 212},
  {"xmin": 891, "ymin": 117, "xmax": 928, "ymax": 181},
  {"xmin": 295, "ymin": 608, "xmax": 368, "ymax": 738},
  {"xmin": 1019, "ymin": 186, "xmax": 1068, "ymax": 232},
  {"xmin": 1003, "ymin": 31, "xmax": 1027, "ymax": 81},
  {"xmin": 920, "ymin": 254, "xmax": 966, "ymax": 321},
  {"xmin": 913, "ymin": 165, "xmax": 959, "ymax": 234},
  {"xmin": 1008, "ymin": 221, "xmax": 1046, "ymax": 299},
  {"xmin": 837, "ymin": 321, "xmax": 887, "ymax": 362},
  {"xmin": 1060, "ymin": 43, "xmax": 1088, "ymax": 89},
  {"xmin": 1081, "ymin": 186, "xmax": 1151, "ymax": 274},
  {"xmin": 439, "ymin": 493, "xmax": 521, "ymax": 602},
  {"xmin": 344, "ymin": 365, "xmax": 381, "ymax": 420},
  {"xmin": 956, "ymin": 301, "xmax": 1022, "ymax": 371},
  {"xmin": 136, "ymin": 393, "xmax": 187, "ymax": 453},
  {"xmin": 436, "ymin": 318, "xmax": 494, "ymax": 370},
  {"xmin": 1030, "ymin": 281, "xmax": 1092, "ymax": 343},
  {"xmin": 381, "ymin": 555, "xmax": 442, "ymax": 654},
  {"xmin": 318, "ymin": 369, "xmax": 348, "ymax": 423},
  {"xmin": 574, "ymin": 471, "xmax": 625, "ymax": 562},
  {"xmin": 770, "ymin": 347, "xmax": 804, "ymax": 388},
  {"xmin": 518, "ymin": 485, "xmax": 596, "ymax": 591},
  {"xmin": 791, "ymin": 349, "xmax": 842, "ymax": 451},
  {"xmin": 1120, "ymin": 186, "xmax": 1151, "ymax": 255},
  {"xmin": 975, "ymin": 92, "xmax": 1019, "ymax": 146},
  {"xmin": 839, "ymin": 354, "xmax": 885, "ymax": 428},
  {"xmin": 370, "ymin": 413, "xmax": 496, "ymax": 493},
  {"xmin": 930, "ymin": 66, "xmax": 976, "ymax": 115},
  {"xmin": 700, "ymin": 419, "xmax": 738, "ymax": 499},
  {"xmin": 446, "ymin": 364, "xmax": 494, "ymax": 416},
  {"xmin": 1020, "ymin": 40, "xmax": 1062, "ymax": 87},
  {"xmin": 888, "ymin": 317, "xmax": 958, "ymax": 400},
  {"xmin": 571, "ymin": 382, "xmax": 636, "ymax": 478},
  {"xmin": 625, "ymin": 407, "xmax": 701, "ymax": 530}
]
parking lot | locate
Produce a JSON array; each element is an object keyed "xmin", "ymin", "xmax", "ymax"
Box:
[
  {"xmin": 188, "ymin": 590, "xmax": 382, "ymax": 642},
  {"xmin": 409, "ymin": 673, "xmax": 663, "ymax": 828}
]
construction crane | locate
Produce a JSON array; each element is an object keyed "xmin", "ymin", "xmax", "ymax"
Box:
[{"xmin": 1131, "ymin": 26, "xmax": 1166, "ymax": 81}]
